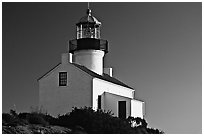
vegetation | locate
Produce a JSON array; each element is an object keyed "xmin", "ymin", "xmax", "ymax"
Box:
[{"xmin": 2, "ymin": 107, "xmax": 164, "ymax": 134}]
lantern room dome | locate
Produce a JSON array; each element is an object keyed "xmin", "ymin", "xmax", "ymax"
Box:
[{"xmin": 76, "ymin": 9, "xmax": 101, "ymax": 26}]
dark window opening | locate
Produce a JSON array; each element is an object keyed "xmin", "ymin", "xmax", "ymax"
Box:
[
  {"xmin": 59, "ymin": 72, "xmax": 67, "ymax": 86},
  {"xmin": 98, "ymin": 95, "xmax": 101, "ymax": 109}
]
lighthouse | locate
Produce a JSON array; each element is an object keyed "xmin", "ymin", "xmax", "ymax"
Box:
[
  {"xmin": 38, "ymin": 7, "xmax": 145, "ymax": 119},
  {"xmin": 69, "ymin": 8, "xmax": 108, "ymax": 75}
]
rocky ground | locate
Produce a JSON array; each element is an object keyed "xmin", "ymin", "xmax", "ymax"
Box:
[{"xmin": 2, "ymin": 124, "xmax": 86, "ymax": 134}]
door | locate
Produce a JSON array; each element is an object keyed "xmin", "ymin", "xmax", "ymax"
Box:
[
  {"xmin": 98, "ymin": 95, "xmax": 101, "ymax": 109},
  {"xmin": 118, "ymin": 101, "xmax": 126, "ymax": 119}
]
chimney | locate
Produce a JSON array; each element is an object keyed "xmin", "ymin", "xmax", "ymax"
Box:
[
  {"xmin": 61, "ymin": 53, "xmax": 68, "ymax": 64},
  {"xmin": 61, "ymin": 53, "xmax": 73, "ymax": 64},
  {"xmin": 104, "ymin": 68, "xmax": 113, "ymax": 77},
  {"xmin": 69, "ymin": 53, "xmax": 73, "ymax": 63}
]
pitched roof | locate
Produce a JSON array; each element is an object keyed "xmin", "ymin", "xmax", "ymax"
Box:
[
  {"xmin": 37, "ymin": 63, "xmax": 61, "ymax": 81},
  {"xmin": 37, "ymin": 62, "xmax": 134, "ymax": 90},
  {"xmin": 72, "ymin": 63, "xmax": 134, "ymax": 90}
]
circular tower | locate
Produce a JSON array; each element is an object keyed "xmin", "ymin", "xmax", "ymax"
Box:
[{"xmin": 69, "ymin": 8, "xmax": 108, "ymax": 75}]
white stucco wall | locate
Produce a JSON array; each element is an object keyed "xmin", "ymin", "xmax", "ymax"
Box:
[
  {"xmin": 131, "ymin": 99, "xmax": 144, "ymax": 119},
  {"xmin": 39, "ymin": 62, "xmax": 93, "ymax": 116},
  {"xmin": 103, "ymin": 92, "xmax": 131, "ymax": 118},
  {"xmin": 92, "ymin": 78, "xmax": 135, "ymax": 114}
]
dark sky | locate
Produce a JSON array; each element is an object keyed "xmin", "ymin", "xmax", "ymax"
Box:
[{"xmin": 2, "ymin": 2, "xmax": 201, "ymax": 134}]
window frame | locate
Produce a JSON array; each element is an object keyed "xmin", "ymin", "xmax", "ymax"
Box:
[{"xmin": 59, "ymin": 72, "xmax": 68, "ymax": 86}]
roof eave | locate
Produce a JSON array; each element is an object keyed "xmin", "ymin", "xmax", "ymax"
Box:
[{"xmin": 37, "ymin": 63, "xmax": 61, "ymax": 81}]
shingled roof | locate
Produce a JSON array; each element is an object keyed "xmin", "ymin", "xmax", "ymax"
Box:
[{"xmin": 72, "ymin": 63, "xmax": 134, "ymax": 90}]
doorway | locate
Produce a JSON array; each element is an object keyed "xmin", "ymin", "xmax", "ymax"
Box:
[{"xmin": 118, "ymin": 101, "xmax": 126, "ymax": 119}]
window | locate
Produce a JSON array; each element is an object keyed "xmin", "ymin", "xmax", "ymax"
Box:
[
  {"xmin": 59, "ymin": 72, "xmax": 67, "ymax": 86},
  {"xmin": 98, "ymin": 95, "xmax": 101, "ymax": 109}
]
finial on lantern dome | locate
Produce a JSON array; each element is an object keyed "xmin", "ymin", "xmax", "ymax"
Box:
[
  {"xmin": 86, "ymin": 2, "xmax": 91, "ymax": 16},
  {"xmin": 86, "ymin": 8, "xmax": 91, "ymax": 16}
]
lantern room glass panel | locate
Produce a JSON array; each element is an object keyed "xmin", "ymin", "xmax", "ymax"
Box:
[{"xmin": 77, "ymin": 24, "xmax": 100, "ymax": 39}]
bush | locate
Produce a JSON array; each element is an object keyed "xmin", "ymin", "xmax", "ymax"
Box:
[
  {"xmin": 43, "ymin": 114, "xmax": 58, "ymax": 125},
  {"xmin": 2, "ymin": 113, "xmax": 15, "ymax": 126},
  {"xmin": 18, "ymin": 111, "xmax": 50, "ymax": 126},
  {"xmin": 55, "ymin": 107, "xmax": 164, "ymax": 134},
  {"xmin": 56, "ymin": 107, "xmax": 134, "ymax": 133},
  {"xmin": 2, "ymin": 107, "xmax": 164, "ymax": 134},
  {"xmin": 2, "ymin": 111, "xmax": 27, "ymax": 126},
  {"xmin": 18, "ymin": 112, "xmax": 30, "ymax": 120},
  {"xmin": 27, "ymin": 113, "xmax": 49, "ymax": 126},
  {"xmin": 146, "ymin": 128, "xmax": 164, "ymax": 134},
  {"xmin": 4, "ymin": 111, "xmax": 49, "ymax": 127}
]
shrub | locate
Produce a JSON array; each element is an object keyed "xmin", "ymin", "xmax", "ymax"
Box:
[
  {"xmin": 56, "ymin": 107, "xmax": 164, "ymax": 134},
  {"xmin": 2, "ymin": 111, "xmax": 27, "ymax": 126},
  {"xmin": 3, "ymin": 107, "xmax": 164, "ymax": 134},
  {"xmin": 56, "ymin": 107, "xmax": 134, "ymax": 134},
  {"xmin": 18, "ymin": 112, "xmax": 30, "ymax": 120},
  {"xmin": 18, "ymin": 111, "xmax": 50, "ymax": 126},
  {"xmin": 43, "ymin": 114, "xmax": 58, "ymax": 125},
  {"xmin": 27, "ymin": 113, "xmax": 49, "ymax": 126},
  {"xmin": 2, "ymin": 113, "xmax": 15, "ymax": 126},
  {"xmin": 146, "ymin": 128, "xmax": 164, "ymax": 134}
]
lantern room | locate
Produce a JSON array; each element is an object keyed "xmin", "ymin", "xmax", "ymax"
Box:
[
  {"xmin": 76, "ymin": 9, "xmax": 101, "ymax": 39},
  {"xmin": 69, "ymin": 8, "xmax": 108, "ymax": 54}
]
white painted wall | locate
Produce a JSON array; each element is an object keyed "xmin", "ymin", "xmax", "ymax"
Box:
[
  {"xmin": 131, "ymin": 99, "xmax": 144, "ymax": 118},
  {"xmin": 92, "ymin": 78, "xmax": 134, "ymax": 111},
  {"xmin": 73, "ymin": 50, "xmax": 104, "ymax": 75},
  {"xmin": 39, "ymin": 62, "xmax": 93, "ymax": 116},
  {"xmin": 103, "ymin": 92, "xmax": 131, "ymax": 118},
  {"xmin": 93, "ymin": 78, "xmax": 144, "ymax": 118}
]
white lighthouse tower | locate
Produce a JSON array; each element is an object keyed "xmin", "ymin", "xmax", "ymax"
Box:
[
  {"xmin": 38, "ymin": 7, "xmax": 144, "ymax": 118},
  {"xmin": 69, "ymin": 8, "xmax": 108, "ymax": 75}
]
